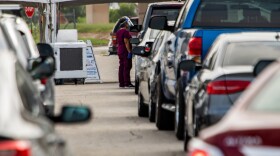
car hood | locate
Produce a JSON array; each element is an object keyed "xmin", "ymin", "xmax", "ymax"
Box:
[{"xmin": 0, "ymin": 52, "xmax": 44, "ymax": 139}]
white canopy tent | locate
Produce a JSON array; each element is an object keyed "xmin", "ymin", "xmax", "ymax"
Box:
[{"xmin": 0, "ymin": 0, "xmax": 170, "ymax": 43}]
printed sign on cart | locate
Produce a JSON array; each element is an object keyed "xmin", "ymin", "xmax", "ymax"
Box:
[{"xmin": 85, "ymin": 46, "xmax": 101, "ymax": 83}]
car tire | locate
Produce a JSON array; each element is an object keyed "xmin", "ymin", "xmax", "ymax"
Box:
[
  {"xmin": 175, "ymin": 77, "xmax": 185, "ymax": 140},
  {"xmin": 135, "ymin": 78, "xmax": 139, "ymax": 95},
  {"xmin": 184, "ymin": 130, "xmax": 191, "ymax": 151},
  {"xmin": 148, "ymin": 98, "xmax": 156, "ymax": 122},
  {"xmin": 155, "ymin": 75, "xmax": 174, "ymax": 130},
  {"xmin": 138, "ymin": 90, "xmax": 148, "ymax": 117}
]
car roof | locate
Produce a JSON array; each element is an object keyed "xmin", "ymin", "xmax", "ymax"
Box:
[
  {"xmin": 218, "ymin": 32, "xmax": 280, "ymax": 43},
  {"xmin": 148, "ymin": 1, "xmax": 184, "ymax": 7}
]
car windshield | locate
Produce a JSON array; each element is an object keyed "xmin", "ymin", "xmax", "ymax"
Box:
[
  {"xmin": 247, "ymin": 71, "xmax": 280, "ymax": 112},
  {"xmin": 193, "ymin": 0, "xmax": 280, "ymax": 28},
  {"xmin": 223, "ymin": 41, "xmax": 280, "ymax": 67}
]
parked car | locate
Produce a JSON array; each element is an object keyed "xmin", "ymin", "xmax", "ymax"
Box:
[
  {"xmin": 133, "ymin": 1, "xmax": 184, "ymax": 95},
  {"xmin": 133, "ymin": 28, "xmax": 160, "ymax": 95},
  {"xmin": 0, "ymin": 13, "xmax": 56, "ymax": 115},
  {"xmin": 184, "ymin": 32, "xmax": 280, "ymax": 149},
  {"xmin": 108, "ymin": 16, "xmax": 139, "ymax": 55},
  {"xmin": 149, "ymin": 0, "xmax": 280, "ymax": 140},
  {"xmin": 188, "ymin": 58, "xmax": 280, "ymax": 156},
  {"xmin": 138, "ymin": 1, "xmax": 183, "ymax": 40},
  {"xmin": 0, "ymin": 51, "xmax": 91, "ymax": 156},
  {"xmin": 133, "ymin": 30, "xmax": 172, "ymax": 122}
]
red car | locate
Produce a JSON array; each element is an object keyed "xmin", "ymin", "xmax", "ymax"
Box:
[{"xmin": 188, "ymin": 58, "xmax": 280, "ymax": 156}]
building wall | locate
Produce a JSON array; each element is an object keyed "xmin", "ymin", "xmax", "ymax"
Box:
[{"xmin": 86, "ymin": 4, "xmax": 109, "ymax": 24}]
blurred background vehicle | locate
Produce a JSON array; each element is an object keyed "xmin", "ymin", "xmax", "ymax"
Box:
[
  {"xmin": 188, "ymin": 56, "xmax": 280, "ymax": 156},
  {"xmin": 0, "ymin": 51, "xmax": 91, "ymax": 156},
  {"xmin": 149, "ymin": 0, "xmax": 280, "ymax": 141},
  {"xmin": 184, "ymin": 32, "xmax": 280, "ymax": 149},
  {"xmin": 108, "ymin": 16, "xmax": 139, "ymax": 55},
  {"xmin": 0, "ymin": 12, "xmax": 56, "ymax": 116}
]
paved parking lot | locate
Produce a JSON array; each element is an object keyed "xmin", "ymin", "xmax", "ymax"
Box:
[{"xmin": 55, "ymin": 47, "xmax": 185, "ymax": 156}]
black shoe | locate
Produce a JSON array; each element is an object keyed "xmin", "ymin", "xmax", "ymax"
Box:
[{"xmin": 125, "ymin": 84, "xmax": 135, "ymax": 88}]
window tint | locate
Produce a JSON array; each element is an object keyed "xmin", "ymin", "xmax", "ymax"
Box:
[
  {"xmin": 248, "ymin": 71, "xmax": 280, "ymax": 112},
  {"xmin": 203, "ymin": 39, "xmax": 220, "ymax": 69},
  {"xmin": 152, "ymin": 32, "xmax": 164, "ymax": 57},
  {"xmin": 152, "ymin": 7, "xmax": 181, "ymax": 21},
  {"xmin": 193, "ymin": 0, "xmax": 280, "ymax": 28},
  {"xmin": 223, "ymin": 42, "xmax": 280, "ymax": 67}
]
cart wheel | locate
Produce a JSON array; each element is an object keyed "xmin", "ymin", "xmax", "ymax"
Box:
[
  {"xmin": 74, "ymin": 79, "xmax": 78, "ymax": 85},
  {"xmin": 82, "ymin": 79, "xmax": 86, "ymax": 85}
]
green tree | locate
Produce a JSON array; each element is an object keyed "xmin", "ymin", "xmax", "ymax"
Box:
[
  {"xmin": 109, "ymin": 3, "xmax": 137, "ymax": 23},
  {"xmin": 61, "ymin": 6, "xmax": 86, "ymax": 23}
]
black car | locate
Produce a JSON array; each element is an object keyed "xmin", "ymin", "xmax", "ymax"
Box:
[{"xmin": 184, "ymin": 32, "xmax": 280, "ymax": 147}]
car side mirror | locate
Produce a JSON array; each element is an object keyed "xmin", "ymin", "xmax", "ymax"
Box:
[
  {"xmin": 130, "ymin": 38, "xmax": 140, "ymax": 45},
  {"xmin": 49, "ymin": 105, "xmax": 91, "ymax": 124},
  {"xmin": 149, "ymin": 16, "xmax": 169, "ymax": 31},
  {"xmin": 253, "ymin": 60, "xmax": 275, "ymax": 76},
  {"xmin": 30, "ymin": 57, "xmax": 55, "ymax": 79},
  {"xmin": 129, "ymin": 25, "xmax": 142, "ymax": 32},
  {"xmin": 37, "ymin": 43, "xmax": 54, "ymax": 58},
  {"xmin": 180, "ymin": 60, "xmax": 196, "ymax": 71}
]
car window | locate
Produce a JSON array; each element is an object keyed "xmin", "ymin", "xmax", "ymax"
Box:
[
  {"xmin": 193, "ymin": 0, "xmax": 280, "ymax": 28},
  {"xmin": 223, "ymin": 41, "xmax": 280, "ymax": 67},
  {"xmin": 151, "ymin": 7, "xmax": 182, "ymax": 21},
  {"xmin": 247, "ymin": 71, "xmax": 280, "ymax": 112},
  {"xmin": 175, "ymin": 1, "xmax": 189, "ymax": 29},
  {"xmin": 16, "ymin": 62, "xmax": 43, "ymax": 115},
  {"xmin": 203, "ymin": 39, "xmax": 220, "ymax": 69}
]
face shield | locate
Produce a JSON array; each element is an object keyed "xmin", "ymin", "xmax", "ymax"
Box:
[{"xmin": 123, "ymin": 16, "xmax": 134, "ymax": 27}]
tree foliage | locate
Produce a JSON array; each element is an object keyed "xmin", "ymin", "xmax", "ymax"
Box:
[
  {"xmin": 109, "ymin": 3, "xmax": 137, "ymax": 23},
  {"xmin": 61, "ymin": 6, "xmax": 86, "ymax": 23}
]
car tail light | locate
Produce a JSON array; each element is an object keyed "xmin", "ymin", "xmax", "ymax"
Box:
[
  {"xmin": 40, "ymin": 78, "xmax": 48, "ymax": 85},
  {"xmin": 207, "ymin": 80, "xmax": 250, "ymax": 94},
  {"xmin": 190, "ymin": 149, "xmax": 208, "ymax": 156},
  {"xmin": 0, "ymin": 141, "xmax": 31, "ymax": 156},
  {"xmin": 188, "ymin": 138, "xmax": 224, "ymax": 156},
  {"xmin": 112, "ymin": 34, "xmax": 117, "ymax": 45},
  {"xmin": 188, "ymin": 37, "xmax": 202, "ymax": 63}
]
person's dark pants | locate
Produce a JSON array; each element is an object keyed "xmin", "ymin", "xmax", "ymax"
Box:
[{"xmin": 118, "ymin": 53, "xmax": 132, "ymax": 87}]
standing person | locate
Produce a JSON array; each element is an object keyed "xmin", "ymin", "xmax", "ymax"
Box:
[{"xmin": 116, "ymin": 16, "xmax": 135, "ymax": 88}]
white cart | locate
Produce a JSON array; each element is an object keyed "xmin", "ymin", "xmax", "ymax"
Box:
[{"xmin": 52, "ymin": 30, "xmax": 87, "ymax": 84}]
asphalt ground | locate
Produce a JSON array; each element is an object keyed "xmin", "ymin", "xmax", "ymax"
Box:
[{"xmin": 54, "ymin": 46, "xmax": 185, "ymax": 156}]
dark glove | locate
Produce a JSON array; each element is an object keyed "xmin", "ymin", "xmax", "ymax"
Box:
[{"xmin": 127, "ymin": 53, "xmax": 133, "ymax": 59}]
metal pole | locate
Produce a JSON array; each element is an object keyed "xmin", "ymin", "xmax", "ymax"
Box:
[{"xmin": 73, "ymin": 8, "xmax": 76, "ymax": 29}]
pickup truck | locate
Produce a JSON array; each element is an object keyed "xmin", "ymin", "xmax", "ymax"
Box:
[{"xmin": 149, "ymin": 0, "xmax": 280, "ymax": 140}]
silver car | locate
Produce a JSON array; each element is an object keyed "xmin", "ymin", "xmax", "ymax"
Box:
[{"xmin": 0, "ymin": 13, "xmax": 55, "ymax": 115}]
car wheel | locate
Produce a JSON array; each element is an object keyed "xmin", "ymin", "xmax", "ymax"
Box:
[
  {"xmin": 175, "ymin": 77, "xmax": 185, "ymax": 140},
  {"xmin": 184, "ymin": 129, "xmax": 191, "ymax": 151},
  {"xmin": 148, "ymin": 98, "xmax": 156, "ymax": 122},
  {"xmin": 135, "ymin": 78, "xmax": 139, "ymax": 95},
  {"xmin": 138, "ymin": 90, "xmax": 148, "ymax": 117},
  {"xmin": 155, "ymin": 75, "xmax": 174, "ymax": 130}
]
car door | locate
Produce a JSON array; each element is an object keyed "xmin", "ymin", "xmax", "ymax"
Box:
[{"xmin": 15, "ymin": 62, "xmax": 66, "ymax": 156}]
